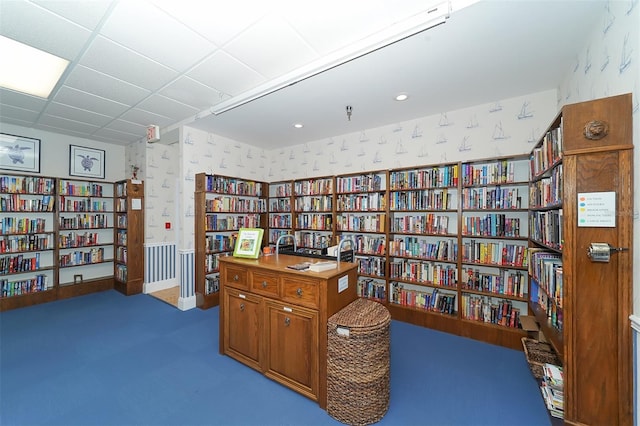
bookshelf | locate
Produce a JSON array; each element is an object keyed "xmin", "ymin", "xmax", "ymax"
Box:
[
  {"xmin": 194, "ymin": 173, "xmax": 267, "ymax": 309},
  {"xmin": 527, "ymin": 94, "xmax": 632, "ymax": 425},
  {"xmin": 267, "ymin": 180, "xmax": 293, "ymax": 246},
  {"xmin": 293, "ymin": 176, "xmax": 334, "ymax": 254},
  {"xmin": 0, "ymin": 174, "xmax": 57, "ymax": 310},
  {"xmin": 114, "ymin": 179, "xmax": 144, "ymax": 296},
  {"xmin": 57, "ymin": 178, "xmax": 114, "ymax": 299},
  {"xmin": 335, "ymin": 171, "xmax": 388, "ymax": 302}
]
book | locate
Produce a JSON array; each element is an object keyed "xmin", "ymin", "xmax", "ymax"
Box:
[{"xmin": 308, "ymin": 261, "xmax": 337, "ymax": 272}]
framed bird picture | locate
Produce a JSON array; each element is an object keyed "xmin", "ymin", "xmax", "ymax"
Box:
[
  {"xmin": 0, "ymin": 133, "xmax": 41, "ymax": 173},
  {"xmin": 69, "ymin": 145, "xmax": 105, "ymax": 179}
]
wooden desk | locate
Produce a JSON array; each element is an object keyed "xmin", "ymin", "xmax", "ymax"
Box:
[{"xmin": 218, "ymin": 254, "xmax": 358, "ymax": 409}]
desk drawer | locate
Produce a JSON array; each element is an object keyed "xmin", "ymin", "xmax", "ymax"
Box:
[
  {"xmin": 251, "ymin": 270, "xmax": 279, "ymax": 297},
  {"xmin": 223, "ymin": 265, "xmax": 248, "ymax": 290},
  {"xmin": 280, "ymin": 276, "xmax": 319, "ymax": 309}
]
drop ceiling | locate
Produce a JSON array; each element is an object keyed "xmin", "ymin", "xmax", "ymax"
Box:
[{"xmin": 0, "ymin": 0, "xmax": 606, "ymax": 149}]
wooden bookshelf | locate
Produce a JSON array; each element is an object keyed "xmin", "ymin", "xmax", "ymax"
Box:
[
  {"xmin": 528, "ymin": 94, "xmax": 633, "ymax": 425},
  {"xmin": 113, "ymin": 179, "xmax": 144, "ymax": 296}
]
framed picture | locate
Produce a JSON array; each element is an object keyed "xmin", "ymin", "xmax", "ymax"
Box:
[
  {"xmin": 233, "ymin": 228, "xmax": 264, "ymax": 259},
  {"xmin": 0, "ymin": 133, "xmax": 41, "ymax": 173},
  {"xmin": 69, "ymin": 145, "xmax": 105, "ymax": 179}
]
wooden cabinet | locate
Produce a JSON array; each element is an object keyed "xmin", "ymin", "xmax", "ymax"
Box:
[
  {"xmin": 218, "ymin": 254, "xmax": 358, "ymax": 409},
  {"xmin": 114, "ymin": 179, "xmax": 144, "ymax": 295},
  {"xmin": 528, "ymin": 94, "xmax": 633, "ymax": 425}
]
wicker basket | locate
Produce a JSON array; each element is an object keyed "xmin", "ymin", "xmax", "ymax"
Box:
[
  {"xmin": 522, "ymin": 337, "xmax": 562, "ymax": 379},
  {"xmin": 327, "ymin": 298, "xmax": 391, "ymax": 426}
]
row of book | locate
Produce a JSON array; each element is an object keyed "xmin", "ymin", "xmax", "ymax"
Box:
[
  {"xmin": 269, "ymin": 214, "xmax": 292, "ymax": 228},
  {"xmin": 390, "ymin": 282, "xmax": 457, "ymax": 315},
  {"xmin": 115, "ymin": 264, "xmax": 127, "ymax": 282},
  {"xmin": 0, "ymin": 233, "xmax": 53, "ymax": 253},
  {"xmin": 269, "ymin": 198, "xmax": 290, "ymax": 212},
  {"xmin": 356, "ymin": 256, "xmax": 386, "ymax": 277},
  {"xmin": 336, "ymin": 192, "xmax": 386, "ymax": 211},
  {"xmin": 116, "ymin": 246, "xmax": 127, "ymax": 263},
  {"xmin": 205, "ymin": 234, "xmax": 237, "ymax": 252},
  {"xmin": 204, "ymin": 176, "xmax": 263, "ymax": 196},
  {"xmin": 59, "ymin": 247, "xmax": 105, "ymax": 267},
  {"xmin": 116, "ymin": 214, "xmax": 128, "ymax": 228},
  {"xmin": 0, "ymin": 194, "xmax": 55, "ymax": 212},
  {"xmin": 529, "ymin": 210, "xmax": 563, "ymax": 250},
  {"xmin": 389, "ymin": 259, "xmax": 458, "ymax": 287},
  {"xmin": 294, "ymin": 195, "xmax": 333, "ymax": 212},
  {"xmin": 205, "ymin": 214, "xmax": 260, "ymax": 231},
  {"xmin": 530, "ymin": 125, "xmax": 563, "ymax": 177},
  {"xmin": 461, "ymin": 295, "xmax": 521, "ymax": 328},
  {"xmin": 461, "ymin": 186, "xmax": 522, "ymax": 210},
  {"xmin": 116, "ymin": 229, "xmax": 127, "ymax": 245},
  {"xmin": 529, "ymin": 249, "xmax": 563, "ymax": 307},
  {"xmin": 58, "ymin": 181, "xmax": 106, "ymax": 197},
  {"xmin": 529, "ymin": 164, "xmax": 563, "ymax": 207},
  {"xmin": 357, "ymin": 277, "xmax": 386, "ymax": 301},
  {"xmin": 530, "ymin": 279, "xmax": 564, "ymax": 331},
  {"xmin": 389, "ymin": 237, "xmax": 457, "ymax": 262},
  {"xmin": 0, "ymin": 253, "xmax": 41, "ymax": 274},
  {"xmin": 295, "ymin": 213, "xmax": 333, "ymax": 230},
  {"xmin": 59, "ymin": 214, "xmax": 109, "ymax": 230},
  {"xmin": 1, "ymin": 274, "xmax": 51, "ymax": 298},
  {"xmin": 336, "ymin": 173, "xmax": 383, "ymax": 193},
  {"xmin": 390, "ymin": 213, "xmax": 451, "ymax": 235},
  {"xmin": 462, "ymin": 268, "xmax": 526, "ymax": 298},
  {"xmin": 293, "ymin": 178, "xmax": 333, "ymax": 196},
  {"xmin": 540, "ymin": 363, "xmax": 564, "ymax": 419},
  {"xmin": 389, "ymin": 188, "xmax": 452, "ymax": 211},
  {"xmin": 338, "ymin": 234, "xmax": 386, "ymax": 256},
  {"xmin": 461, "ymin": 241, "xmax": 529, "ymax": 268},
  {"xmin": 205, "ymin": 274, "xmax": 220, "ymax": 295},
  {"xmin": 58, "ymin": 232, "xmax": 102, "ymax": 249},
  {"xmin": 0, "ymin": 176, "xmax": 55, "ymax": 194},
  {"xmin": 206, "ymin": 196, "xmax": 265, "ymax": 213},
  {"xmin": 269, "ymin": 229, "xmax": 289, "ymax": 244},
  {"xmin": 205, "ymin": 253, "xmax": 226, "ymax": 273},
  {"xmin": 116, "ymin": 198, "xmax": 127, "ymax": 212},
  {"xmin": 335, "ymin": 213, "xmax": 385, "ymax": 233},
  {"xmin": 296, "ymin": 232, "xmax": 330, "ymax": 249},
  {"xmin": 270, "ymin": 183, "xmax": 292, "ymax": 198},
  {"xmin": 461, "ymin": 160, "xmax": 517, "ymax": 186},
  {"xmin": 462, "ymin": 214, "xmax": 522, "ymax": 238},
  {"xmin": 389, "ymin": 164, "xmax": 459, "ymax": 190},
  {"xmin": 59, "ymin": 197, "xmax": 110, "ymax": 213}
]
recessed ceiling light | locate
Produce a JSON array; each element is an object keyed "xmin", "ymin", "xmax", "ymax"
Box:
[
  {"xmin": 293, "ymin": 123, "xmax": 303, "ymax": 128},
  {"xmin": 395, "ymin": 93, "xmax": 409, "ymax": 101},
  {"xmin": 0, "ymin": 35, "xmax": 69, "ymax": 98}
]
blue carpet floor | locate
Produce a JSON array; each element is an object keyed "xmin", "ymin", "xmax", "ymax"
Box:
[{"xmin": 0, "ymin": 290, "xmax": 551, "ymax": 426}]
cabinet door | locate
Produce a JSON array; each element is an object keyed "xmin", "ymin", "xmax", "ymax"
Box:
[
  {"xmin": 223, "ymin": 288, "xmax": 262, "ymax": 371},
  {"xmin": 264, "ymin": 299, "xmax": 318, "ymax": 401}
]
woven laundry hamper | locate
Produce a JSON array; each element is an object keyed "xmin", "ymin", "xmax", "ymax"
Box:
[{"xmin": 327, "ymin": 298, "xmax": 391, "ymax": 426}]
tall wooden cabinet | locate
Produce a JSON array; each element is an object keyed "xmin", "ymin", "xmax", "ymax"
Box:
[
  {"xmin": 114, "ymin": 179, "xmax": 144, "ymax": 295},
  {"xmin": 528, "ymin": 94, "xmax": 633, "ymax": 425}
]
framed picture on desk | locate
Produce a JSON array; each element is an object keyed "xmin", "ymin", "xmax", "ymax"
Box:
[{"xmin": 233, "ymin": 228, "xmax": 264, "ymax": 259}]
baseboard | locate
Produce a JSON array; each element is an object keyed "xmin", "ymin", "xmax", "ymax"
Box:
[
  {"xmin": 144, "ymin": 279, "xmax": 177, "ymax": 294},
  {"xmin": 178, "ymin": 295, "xmax": 197, "ymax": 311}
]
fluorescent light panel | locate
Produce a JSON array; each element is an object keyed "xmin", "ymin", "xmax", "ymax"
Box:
[
  {"xmin": 211, "ymin": 1, "xmax": 451, "ymax": 115},
  {"xmin": 0, "ymin": 35, "xmax": 69, "ymax": 99}
]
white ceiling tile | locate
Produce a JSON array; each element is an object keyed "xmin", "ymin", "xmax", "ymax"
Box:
[
  {"xmin": 31, "ymin": 0, "xmax": 116, "ymax": 30},
  {"xmin": 136, "ymin": 95, "xmax": 199, "ymax": 121},
  {"xmin": 224, "ymin": 14, "xmax": 319, "ymax": 79},
  {"xmin": 187, "ymin": 50, "xmax": 265, "ymax": 96},
  {"xmin": 45, "ymin": 102, "xmax": 113, "ymax": 127},
  {"xmin": 119, "ymin": 108, "xmax": 173, "ymax": 128},
  {"xmin": 0, "ymin": 0, "xmax": 91, "ymax": 60},
  {"xmin": 0, "ymin": 104, "xmax": 41, "ymax": 123},
  {"xmin": 64, "ymin": 65, "xmax": 151, "ymax": 106},
  {"xmin": 80, "ymin": 36, "xmax": 178, "ymax": 91},
  {"xmin": 104, "ymin": 119, "xmax": 147, "ymax": 136},
  {"xmin": 91, "ymin": 127, "xmax": 140, "ymax": 144},
  {"xmin": 38, "ymin": 114, "xmax": 100, "ymax": 134},
  {"xmin": 0, "ymin": 88, "xmax": 47, "ymax": 112},
  {"xmin": 0, "ymin": 116, "xmax": 34, "ymax": 129},
  {"xmin": 160, "ymin": 77, "xmax": 227, "ymax": 111},
  {"xmin": 53, "ymin": 86, "xmax": 131, "ymax": 117},
  {"xmin": 154, "ymin": 0, "xmax": 270, "ymax": 47},
  {"xmin": 101, "ymin": 1, "xmax": 216, "ymax": 72}
]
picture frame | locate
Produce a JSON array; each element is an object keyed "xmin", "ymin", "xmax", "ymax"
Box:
[
  {"xmin": 69, "ymin": 145, "xmax": 105, "ymax": 179},
  {"xmin": 233, "ymin": 228, "xmax": 264, "ymax": 259},
  {"xmin": 0, "ymin": 133, "xmax": 41, "ymax": 173}
]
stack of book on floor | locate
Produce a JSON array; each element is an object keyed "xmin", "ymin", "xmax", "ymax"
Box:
[{"xmin": 540, "ymin": 363, "xmax": 564, "ymax": 419}]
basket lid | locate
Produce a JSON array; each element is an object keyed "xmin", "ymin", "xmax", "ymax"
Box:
[{"xmin": 329, "ymin": 298, "xmax": 390, "ymax": 328}]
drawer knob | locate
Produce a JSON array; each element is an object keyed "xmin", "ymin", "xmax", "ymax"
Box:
[
  {"xmin": 233, "ymin": 274, "xmax": 239, "ymax": 281},
  {"xmin": 262, "ymin": 281, "xmax": 267, "ymax": 288},
  {"xmin": 296, "ymin": 288, "xmax": 303, "ymax": 297},
  {"xmin": 239, "ymin": 303, "xmax": 245, "ymax": 311},
  {"xmin": 284, "ymin": 317, "xmax": 290, "ymax": 326}
]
